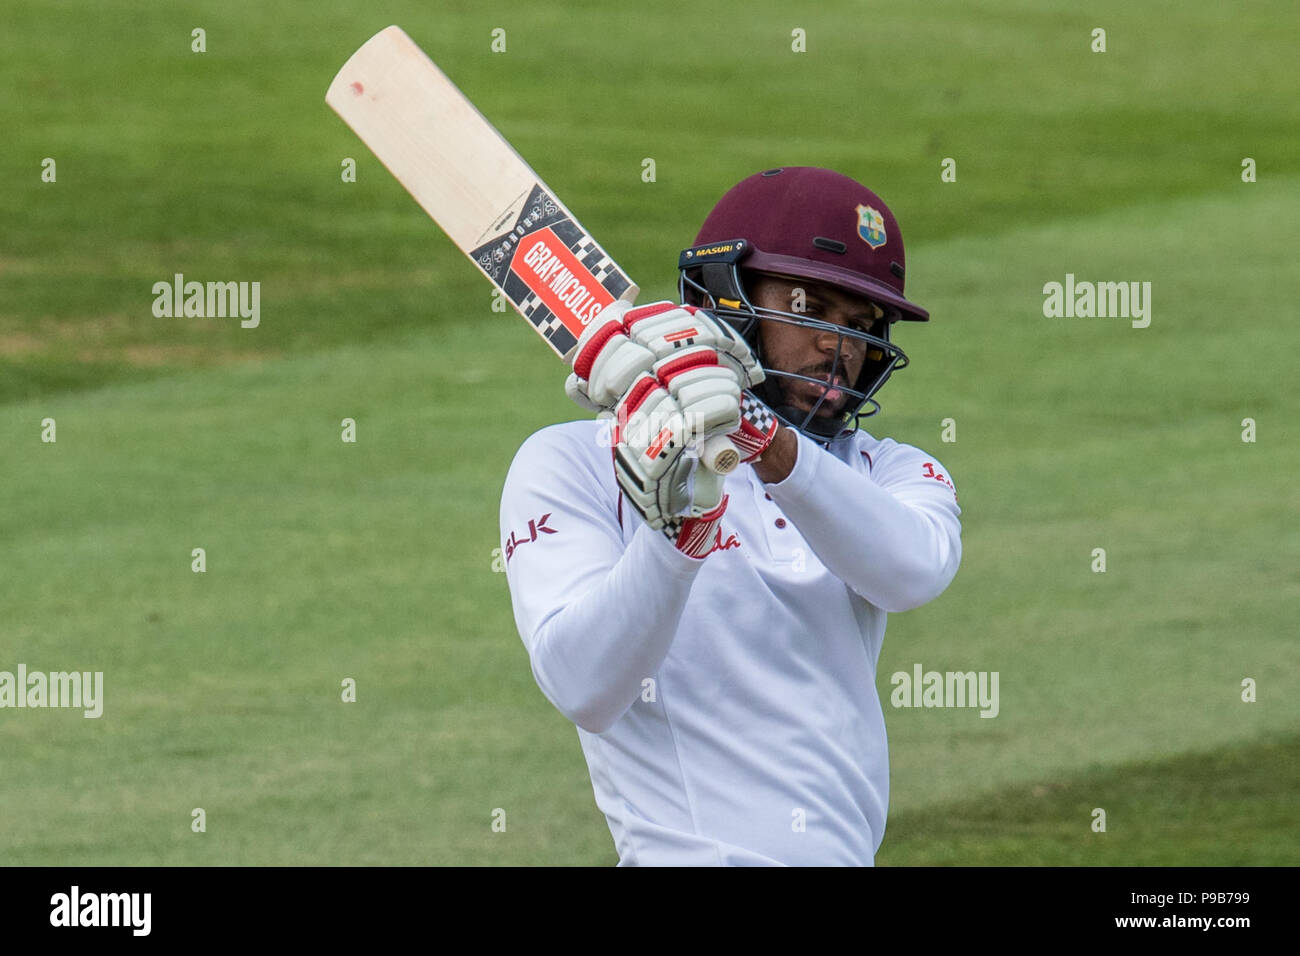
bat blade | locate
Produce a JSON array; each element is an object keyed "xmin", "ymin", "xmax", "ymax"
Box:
[
  {"xmin": 326, "ymin": 26, "xmax": 738, "ymax": 476},
  {"xmin": 325, "ymin": 25, "xmax": 637, "ymax": 362}
]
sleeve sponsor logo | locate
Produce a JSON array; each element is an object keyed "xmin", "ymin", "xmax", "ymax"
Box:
[
  {"xmin": 921, "ymin": 461, "xmax": 956, "ymax": 496},
  {"xmin": 504, "ymin": 512, "xmax": 558, "ymax": 562}
]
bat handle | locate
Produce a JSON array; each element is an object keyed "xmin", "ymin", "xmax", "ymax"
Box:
[{"xmin": 699, "ymin": 434, "xmax": 741, "ymax": 475}]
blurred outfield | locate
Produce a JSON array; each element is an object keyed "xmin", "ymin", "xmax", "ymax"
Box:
[{"xmin": 2, "ymin": 0, "xmax": 1297, "ymax": 865}]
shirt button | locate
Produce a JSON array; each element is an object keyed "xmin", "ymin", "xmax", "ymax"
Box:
[
  {"xmin": 764, "ymin": 493, "xmax": 773, "ymax": 501},
  {"xmin": 774, "ymin": 518, "xmax": 787, "ymax": 529}
]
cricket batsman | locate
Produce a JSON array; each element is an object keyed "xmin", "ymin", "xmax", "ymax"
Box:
[{"xmin": 499, "ymin": 167, "xmax": 961, "ymax": 865}]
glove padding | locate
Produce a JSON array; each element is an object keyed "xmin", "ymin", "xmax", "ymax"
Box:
[
  {"xmin": 565, "ymin": 300, "xmax": 654, "ymax": 412},
  {"xmin": 566, "ymin": 301, "xmax": 763, "ymax": 413},
  {"xmin": 623, "ymin": 303, "xmax": 765, "ymax": 390},
  {"xmin": 612, "ymin": 351, "xmax": 741, "ymax": 530}
]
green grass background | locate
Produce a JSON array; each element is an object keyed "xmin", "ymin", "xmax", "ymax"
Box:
[{"xmin": 2, "ymin": 0, "xmax": 1296, "ymax": 864}]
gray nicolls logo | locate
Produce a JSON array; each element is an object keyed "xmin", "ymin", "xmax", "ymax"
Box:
[
  {"xmin": 645, "ymin": 426, "xmax": 676, "ymax": 460},
  {"xmin": 50, "ymin": 886, "xmax": 151, "ymax": 936},
  {"xmin": 663, "ymin": 326, "xmax": 700, "ymax": 349}
]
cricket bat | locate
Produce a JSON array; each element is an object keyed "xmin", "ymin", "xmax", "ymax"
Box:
[{"xmin": 325, "ymin": 25, "xmax": 740, "ymax": 475}]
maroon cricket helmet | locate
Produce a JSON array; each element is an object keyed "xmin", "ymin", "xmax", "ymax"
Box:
[
  {"xmin": 689, "ymin": 166, "xmax": 928, "ymax": 322},
  {"xmin": 677, "ymin": 167, "xmax": 926, "ymax": 440}
]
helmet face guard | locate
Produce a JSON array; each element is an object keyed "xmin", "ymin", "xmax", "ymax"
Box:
[{"xmin": 678, "ymin": 239, "xmax": 909, "ymax": 442}]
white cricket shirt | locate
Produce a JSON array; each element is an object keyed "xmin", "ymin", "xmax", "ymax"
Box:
[{"xmin": 499, "ymin": 418, "xmax": 961, "ymax": 865}]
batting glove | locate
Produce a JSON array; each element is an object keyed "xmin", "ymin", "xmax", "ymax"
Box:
[
  {"xmin": 612, "ymin": 356, "xmax": 741, "ymax": 533},
  {"xmin": 623, "ymin": 302, "xmax": 765, "ymax": 390},
  {"xmin": 659, "ymin": 493, "xmax": 731, "ymax": 559},
  {"xmin": 566, "ymin": 301, "xmax": 764, "ymax": 413},
  {"xmin": 564, "ymin": 300, "xmax": 656, "ymax": 412}
]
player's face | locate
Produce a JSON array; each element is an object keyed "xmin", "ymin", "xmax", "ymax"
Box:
[{"xmin": 749, "ymin": 275, "xmax": 880, "ymax": 420}]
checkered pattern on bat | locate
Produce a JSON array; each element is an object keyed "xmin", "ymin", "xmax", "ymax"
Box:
[
  {"xmin": 573, "ymin": 236, "xmax": 620, "ymax": 286},
  {"xmin": 520, "ymin": 292, "xmax": 562, "ymax": 336},
  {"xmin": 529, "ymin": 311, "xmax": 566, "ymax": 341}
]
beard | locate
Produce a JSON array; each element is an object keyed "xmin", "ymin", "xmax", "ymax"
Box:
[{"xmin": 754, "ymin": 369, "xmax": 853, "ymax": 440}]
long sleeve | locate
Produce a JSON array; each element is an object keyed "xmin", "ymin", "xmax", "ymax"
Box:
[
  {"xmin": 499, "ymin": 424, "xmax": 705, "ymax": 733},
  {"xmin": 763, "ymin": 429, "xmax": 962, "ymax": 613}
]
